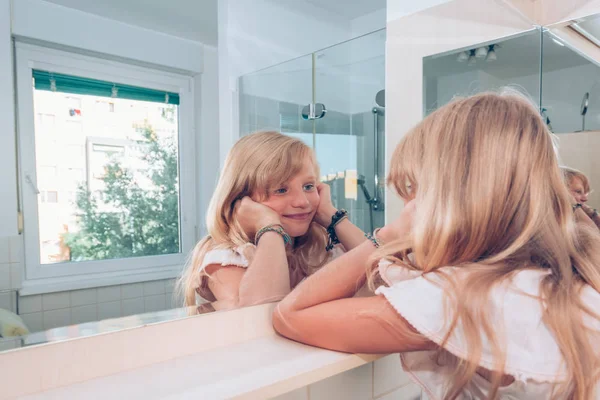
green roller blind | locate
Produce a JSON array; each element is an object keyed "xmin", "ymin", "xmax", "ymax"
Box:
[{"xmin": 32, "ymin": 70, "xmax": 180, "ymax": 105}]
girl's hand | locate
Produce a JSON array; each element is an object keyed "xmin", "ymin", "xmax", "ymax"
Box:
[
  {"xmin": 234, "ymin": 197, "xmax": 281, "ymax": 239},
  {"xmin": 376, "ymin": 199, "xmax": 416, "ymax": 243},
  {"xmin": 581, "ymin": 203, "xmax": 598, "ymax": 219},
  {"xmin": 314, "ymin": 183, "xmax": 338, "ymax": 228}
]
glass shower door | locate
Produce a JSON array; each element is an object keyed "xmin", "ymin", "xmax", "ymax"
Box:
[
  {"xmin": 314, "ymin": 30, "xmax": 386, "ymax": 233},
  {"xmin": 238, "ymin": 29, "xmax": 386, "ymax": 233}
]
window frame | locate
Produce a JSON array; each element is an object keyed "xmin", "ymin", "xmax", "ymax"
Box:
[{"xmin": 15, "ymin": 42, "xmax": 197, "ymax": 295}]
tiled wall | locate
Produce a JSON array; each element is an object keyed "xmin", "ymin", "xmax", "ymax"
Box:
[
  {"xmin": 17, "ymin": 278, "xmax": 178, "ymax": 333},
  {"xmin": 0, "ymin": 234, "xmax": 179, "ymax": 335},
  {"xmin": 272, "ymin": 356, "xmax": 424, "ymax": 400}
]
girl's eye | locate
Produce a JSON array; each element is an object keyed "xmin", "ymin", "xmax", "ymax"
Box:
[
  {"xmin": 274, "ymin": 188, "xmax": 287, "ymax": 195},
  {"xmin": 303, "ymin": 184, "xmax": 315, "ymax": 191}
]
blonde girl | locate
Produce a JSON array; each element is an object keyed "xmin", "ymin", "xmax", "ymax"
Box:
[
  {"xmin": 177, "ymin": 131, "xmax": 366, "ymax": 310},
  {"xmin": 274, "ymin": 92, "xmax": 600, "ymax": 399}
]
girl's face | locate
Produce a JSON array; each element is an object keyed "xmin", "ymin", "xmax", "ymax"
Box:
[
  {"xmin": 569, "ymin": 177, "xmax": 589, "ymax": 204},
  {"xmin": 256, "ymin": 158, "xmax": 320, "ymax": 238}
]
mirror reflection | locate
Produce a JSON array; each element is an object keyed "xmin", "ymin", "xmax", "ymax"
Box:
[{"xmin": 0, "ymin": 0, "xmax": 388, "ymax": 353}]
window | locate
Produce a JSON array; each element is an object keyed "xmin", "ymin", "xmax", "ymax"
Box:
[{"xmin": 16, "ymin": 43, "xmax": 196, "ymax": 295}]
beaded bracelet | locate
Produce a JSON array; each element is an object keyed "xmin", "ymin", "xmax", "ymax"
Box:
[
  {"xmin": 326, "ymin": 209, "xmax": 348, "ymax": 251},
  {"xmin": 365, "ymin": 232, "xmax": 382, "ymax": 248},
  {"xmin": 255, "ymin": 224, "xmax": 291, "ymax": 246}
]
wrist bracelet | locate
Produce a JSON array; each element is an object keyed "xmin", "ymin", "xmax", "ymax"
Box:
[
  {"xmin": 593, "ymin": 209, "xmax": 599, "ymax": 218},
  {"xmin": 365, "ymin": 232, "xmax": 381, "ymax": 248},
  {"xmin": 326, "ymin": 209, "xmax": 348, "ymax": 251},
  {"xmin": 255, "ymin": 224, "xmax": 291, "ymax": 246},
  {"xmin": 573, "ymin": 203, "xmax": 583, "ymax": 212}
]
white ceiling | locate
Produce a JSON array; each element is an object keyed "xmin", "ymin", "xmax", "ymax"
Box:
[
  {"xmin": 42, "ymin": 0, "xmax": 219, "ymax": 45},
  {"xmin": 42, "ymin": 0, "xmax": 386, "ymax": 47},
  {"xmin": 303, "ymin": 0, "xmax": 386, "ymax": 19}
]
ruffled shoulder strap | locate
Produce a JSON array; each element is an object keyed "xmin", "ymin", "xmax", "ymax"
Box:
[{"xmin": 199, "ymin": 243, "xmax": 256, "ymax": 272}]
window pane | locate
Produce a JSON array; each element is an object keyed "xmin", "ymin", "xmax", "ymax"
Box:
[{"xmin": 33, "ymin": 85, "xmax": 181, "ymax": 265}]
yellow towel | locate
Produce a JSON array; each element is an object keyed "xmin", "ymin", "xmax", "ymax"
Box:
[{"xmin": 0, "ymin": 308, "xmax": 30, "ymax": 337}]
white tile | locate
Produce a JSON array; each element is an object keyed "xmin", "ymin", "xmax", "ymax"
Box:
[
  {"xmin": 0, "ymin": 338, "xmax": 19, "ymax": 351},
  {"xmin": 0, "ymin": 264, "xmax": 10, "ymax": 291},
  {"xmin": 144, "ymin": 294, "xmax": 166, "ymax": 313},
  {"xmin": 0, "ymin": 237, "xmax": 9, "ymax": 263},
  {"xmin": 43, "ymin": 308, "xmax": 71, "ymax": 330},
  {"xmin": 271, "ymin": 387, "xmax": 309, "ymax": 400},
  {"xmin": 0, "ymin": 291, "xmax": 14, "ymax": 312},
  {"xmin": 8, "ymin": 235, "xmax": 23, "ymax": 263},
  {"xmin": 97, "ymin": 286, "xmax": 121, "ymax": 303},
  {"xmin": 70, "ymin": 288, "xmax": 97, "ymax": 307},
  {"xmin": 310, "ymin": 363, "xmax": 372, "ymax": 400},
  {"xmin": 122, "ymin": 297, "xmax": 144, "ymax": 316},
  {"xmin": 164, "ymin": 278, "xmax": 176, "ymax": 293},
  {"xmin": 19, "ymin": 312, "xmax": 43, "ymax": 333},
  {"xmin": 71, "ymin": 304, "xmax": 98, "ymax": 325},
  {"xmin": 374, "ymin": 355, "xmax": 411, "ymax": 397},
  {"xmin": 42, "ymin": 291, "xmax": 70, "ymax": 310},
  {"xmin": 19, "ymin": 294, "xmax": 42, "ymax": 314},
  {"xmin": 9, "ymin": 263, "xmax": 22, "ymax": 289},
  {"xmin": 121, "ymin": 283, "xmax": 144, "ymax": 299},
  {"xmin": 391, "ymin": 383, "xmax": 422, "ymax": 400},
  {"xmin": 97, "ymin": 300, "xmax": 121, "ymax": 320},
  {"xmin": 143, "ymin": 280, "xmax": 165, "ymax": 296},
  {"xmin": 165, "ymin": 292, "xmax": 180, "ymax": 309}
]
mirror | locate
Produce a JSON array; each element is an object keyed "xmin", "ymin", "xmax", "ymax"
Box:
[
  {"xmin": 0, "ymin": 0, "xmax": 387, "ymax": 353},
  {"xmin": 423, "ymin": 16, "xmax": 600, "ymax": 221},
  {"xmin": 543, "ymin": 16, "xmax": 600, "ymax": 210}
]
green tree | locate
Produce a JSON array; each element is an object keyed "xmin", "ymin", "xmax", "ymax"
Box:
[{"xmin": 64, "ymin": 122, "xmax": 180, "ymax": 261}]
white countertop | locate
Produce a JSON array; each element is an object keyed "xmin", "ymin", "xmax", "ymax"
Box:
[{"xmin": 20, "ymin": 334, "xmax": 380, "ymax": 400}]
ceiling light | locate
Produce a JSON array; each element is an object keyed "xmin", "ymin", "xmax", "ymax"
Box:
[
  {"xmin": 486, "ymin": 45, "xmax": 497, "ymax": 62},
  {"xmin": 456, "ymin": 51, "xmax": 469, "ymax": 62},
  {"xmin": 475, "ymin": 46, "xmax": 488, "ymax": 59}
]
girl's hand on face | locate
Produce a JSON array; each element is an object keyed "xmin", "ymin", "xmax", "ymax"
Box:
[
  {"xmin": 377, "ymin": 199, "xmax": 416, "ymax": 243},
  {"xmin": 234, "ymin": 196, "xmax": 282, "ymax": 239},
  {"xmin": 314, "ymin": 183, "xmax": 338, "ymax": 228}
]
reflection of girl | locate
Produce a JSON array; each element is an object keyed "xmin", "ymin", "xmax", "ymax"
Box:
[
  {"xmin": 274, "ymin": 93, "xmax": 600, "ymax": 399},
  {"xmin": 177, "ymin": 131, "xmax": 365, "ymax": 310},
  {"xmin": 563, "ymin": 167, "xmax": 600, "ymax": 229}
]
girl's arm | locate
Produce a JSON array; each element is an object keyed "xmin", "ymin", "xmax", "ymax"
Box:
[
  {"xmin": 208, "ymin": 198, "xmax": 291, "ymax": 307},
  {"xmin": 274, "ymin": 200, "xmax": 433, "ymax": 353},
  {"xmin": 272, "ymin": 240, "xmax": 433, "ymax": 353},
  {"xmin": 315, "ymin": 183, "xmax": 367, "ymax": 251}
]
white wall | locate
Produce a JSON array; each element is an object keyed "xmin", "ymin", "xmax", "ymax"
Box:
[
  {"xmin": 384, "ymin": 0, "xmax": 536, "ymax": 220},
  {"xmin": 0, "ymin": 0, "xmax": 18, "ymax": 237},
  {"xmin": 218, "ymin": 0, "xmax": 372, "ymax": 164},
  {"xmin": 0, "ymin": 0, "xmax": 219, "ymax": 300}
]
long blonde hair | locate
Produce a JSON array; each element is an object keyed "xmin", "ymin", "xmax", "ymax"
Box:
[
  {"xmin": 371, "ymin": 91, "xmax": 600, "ymax": 399},
  {"xmin": 178, "ymin": 131, "xmax": 328, "ymax": 307}
]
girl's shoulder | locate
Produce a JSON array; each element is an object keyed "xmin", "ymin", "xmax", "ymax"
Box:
[{"xmin": 200, "ymin": 243, "xmax": 256, "ymax": 271}]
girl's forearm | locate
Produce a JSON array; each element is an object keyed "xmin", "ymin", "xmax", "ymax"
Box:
[
  {"xmin": 238, "ymin": 232, "xmax": 290, "ymax": 305},
  {"xmin": 278, "ymin": 240, "xmax": 377, "ymax": 312}
]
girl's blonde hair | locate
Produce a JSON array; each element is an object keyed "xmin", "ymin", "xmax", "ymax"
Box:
[
  {"xmin": 371, "ymin": 91, "xmax": 600, "ymax": 399},
  {"xmin": 562, "ymin": 166, "xmax": 591, "ymax": 194},
  {"xmin": 177, "ymin": 131, "xmax": 328, "ymax": 307}
]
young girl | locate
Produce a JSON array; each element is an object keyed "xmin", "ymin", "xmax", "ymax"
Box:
[
  {"xmin": 274, "ymin": 92, "xmax": 600, "ymax": 399},
  {"xmin": 177, "ymin": 131, "xmax": 366, "ymax": 310}
]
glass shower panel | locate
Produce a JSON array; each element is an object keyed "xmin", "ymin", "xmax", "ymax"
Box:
[
  {"xmin": 314, "ymin": 29, "xmax": 386, "ymax": 233},
  {"xmin": 238, "ymin": 54, "xmax": 314, "ymax": 138}
]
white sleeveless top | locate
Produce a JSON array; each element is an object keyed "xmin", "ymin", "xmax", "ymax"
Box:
[{"xmin": 375, "ymin": 260, "xmax": 600, "ymax": 399}]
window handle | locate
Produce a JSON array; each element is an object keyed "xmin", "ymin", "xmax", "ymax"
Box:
[{"xmin": 25, "ymin": 174, "xmax": 40, "ymax": 195}]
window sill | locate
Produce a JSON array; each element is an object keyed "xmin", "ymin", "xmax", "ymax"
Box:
[{"xmin": 19, "ymin": 265, "xmax": 182, "ymax": 295}]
